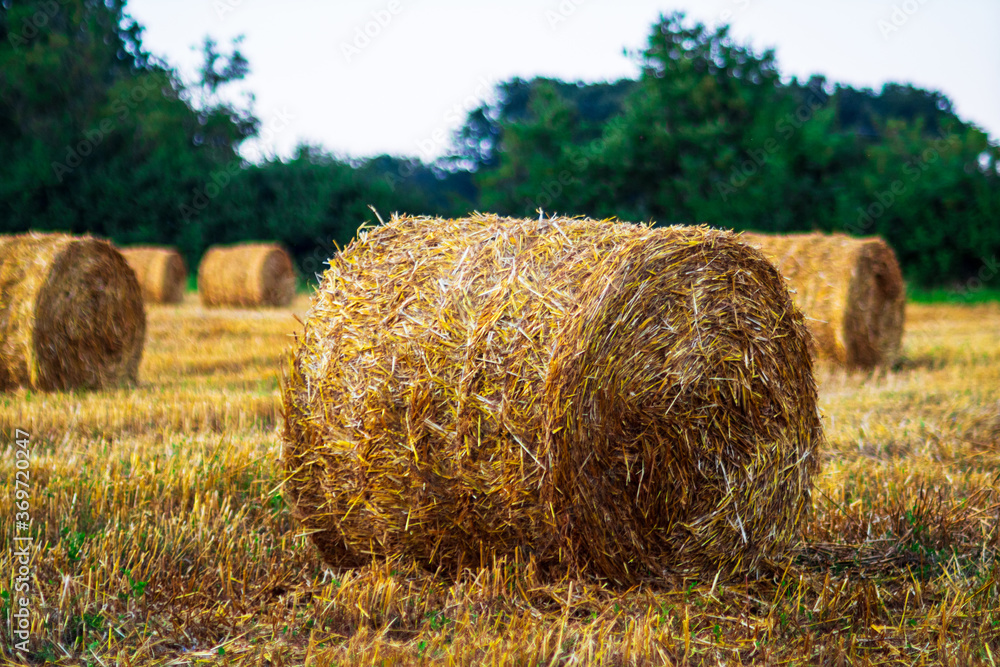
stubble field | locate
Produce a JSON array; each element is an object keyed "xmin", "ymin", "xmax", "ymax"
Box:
[{"xmin": 1, "ymin": 295, "xmax": 999, "ymax": 665}]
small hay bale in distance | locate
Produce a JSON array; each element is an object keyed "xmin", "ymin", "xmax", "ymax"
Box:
[
  {"xmin": 282, "ymin": 214, "xmax": 823, "ymax": 583},
  {"xmin": 197, "ymin": 242, "xmax": 296, "ymax": 308},
  {"xmin": 741, "ymin": 232, "xmax": 905, "ymax": 368},
  {"xmin": 0, "ymin": 232, "xmax": 146, "ymax": 392},
  {"xmin": 121, "ymin": 246, "xmax": 188, "ymax": 304}
]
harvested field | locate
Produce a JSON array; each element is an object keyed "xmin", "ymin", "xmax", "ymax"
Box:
[
  {"xmin": 741, "ymin": 232, "xmax": 905, "ymax": 368},
  {"xmin": 0, "ymin": 286, "xmax": 998, "ymax": 664}
]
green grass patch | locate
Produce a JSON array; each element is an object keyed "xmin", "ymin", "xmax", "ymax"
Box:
[{"xmin": 907, "ymin": 287, "xmax": 1000, "ymax": 304}]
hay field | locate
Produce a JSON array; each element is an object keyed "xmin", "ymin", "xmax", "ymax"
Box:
[{"xmin": 1, "ymin": 294, "xmax": 999, "ymax": 665}]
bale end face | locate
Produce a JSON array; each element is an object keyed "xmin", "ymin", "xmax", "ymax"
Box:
[{"xmin": 843, "ymin": 238, "xmax": 905, "ymax": 368}]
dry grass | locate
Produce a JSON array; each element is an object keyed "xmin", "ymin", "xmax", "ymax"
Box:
[{"xmin": 1, "ymin": 292, "xmax": 999, "ymax": 665}]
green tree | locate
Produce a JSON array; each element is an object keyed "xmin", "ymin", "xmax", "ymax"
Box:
[
  {"xmin": 452, "ymin": 12, "xmax": 1000, "ymax": 288},
  {"xmin": 0, "ymin": 0, "xmax": 254, "ymax": 263}
]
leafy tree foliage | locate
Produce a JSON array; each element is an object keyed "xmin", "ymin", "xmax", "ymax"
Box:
[
  {"xmin": 0, "ymin": 0, "xmax": 457, "ymax": 277},
  {"xmin": 461, "ymin": 12, "xmax": 1000, "ymax": 287},
  {"xmin": 0, "ymin": 0, "xmax": 252, "ymax": 257},
  {"xmin": 1, "ymin": 5, "xmax": 996, "ymax": 288}
]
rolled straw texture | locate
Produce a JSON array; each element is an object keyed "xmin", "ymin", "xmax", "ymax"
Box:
[
  {"xmin": 741, "ymin": 232, "xmax": 905, "ymax": 368},
  {"xmin": 121, "ymin": 246, "xmax": 187, "ymax": 304},
  {"xmin": 198, "ymin": 242, "xmax": 296, "ymax": 307},
  {"xmin": 283, "ymin": 214, "xmax": 823, "ymax": 583},
  {"xmin": 0, "ymin": 233, "xmax": 146, "ymax": 391}
]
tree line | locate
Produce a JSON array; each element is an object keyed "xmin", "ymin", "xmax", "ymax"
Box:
[{"xmin": 2, "ymin": 3, "xmax": 997, "ymax": 289}]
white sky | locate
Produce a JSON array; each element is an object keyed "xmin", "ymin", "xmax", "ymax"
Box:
[{"xmin": 126, "ymin": 0, "xmax": 1000, "ymax": 163}]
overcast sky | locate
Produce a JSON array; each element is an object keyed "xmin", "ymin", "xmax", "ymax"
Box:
[{"xmin": 126, "ymin": 0, "xmax": 1000, "ymax": 163}]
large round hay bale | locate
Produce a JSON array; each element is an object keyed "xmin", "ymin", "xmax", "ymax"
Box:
[
  {"xmin": 197, "ymin": 242, "xmax": 296, "ymax": 308},
  {"xmin": 282, "ymin": 214, "xmax": 823, "ymax": 583},
  {"xmin": 0, "ymin": 233, "xmax": 146, "ymax": 391},
  {"xmin": 741, "ymin": 232, "xmax": 905, "ymax": 368},
  {"xmin": 121, "ymin": 246, "xmax": 188, "ymax": 304}
]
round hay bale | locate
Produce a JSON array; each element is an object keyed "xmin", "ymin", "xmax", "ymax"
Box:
[
  {"xmin": 197, "ymin": 242, "xmax": 296, "ymax": 308},
  {"xmin": 741, "ymin": 232, "xmax": 905, "ymax": 368},
  {"xmin": 0, "ymin": 233, "xmax": 146, "ymax": 392},
  {"xmin": 282, "ymin": 214, "xmax": 823, "ymax": 583},
  {"xmin": 121, "ymin": 246, "xmax": 188, "ymax": 304}
]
